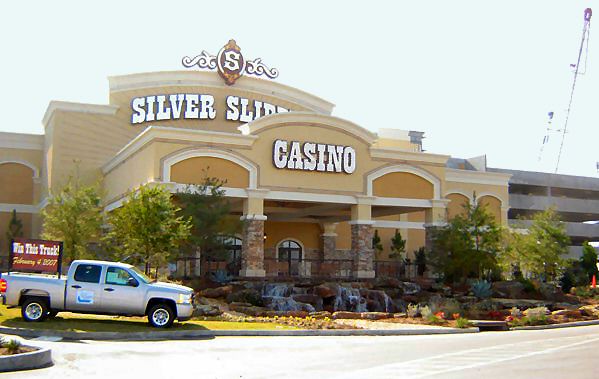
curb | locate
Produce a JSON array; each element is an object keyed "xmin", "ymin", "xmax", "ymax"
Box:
[
  {"xmin": 510, "ymin": 319, "xmax": 599, "ymax": 331},
  {"xmin": 0, "ymin": 326, "xmax": 479, "ymax": 341},
  {"xmin": 0, "ymin": 346, "xmax": 52, "ymax": 372}
]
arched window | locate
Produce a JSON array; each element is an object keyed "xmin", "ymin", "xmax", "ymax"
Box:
[
  {"xmin": 278, "ymin": 240, "xmax": 302, "ymax": 262},
  {"xmin": 221, "ymin": 236, "xmax": 242, "ymax": 262}
]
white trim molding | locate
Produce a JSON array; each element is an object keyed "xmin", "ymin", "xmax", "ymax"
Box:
[
  {"xmin": 373, "ymin": 220, "xmax": 425, "ymax": 230},
  {"xmin": 0, "ymin": 132, "xmax": 44, "ymax": 150},
  {"xmin": 444, "ymin": 190, "xmax": 474, "ymax": 202},
  {"xmin": 0, "ymin": 203, "xmax": 38, "ymax": 214},
  {"xmin": 162, "ymin": 148, "xmax": 258, "ymax": 189},
  {"xmin": 445, "ymin": 168, "xmax": 512, "ymax": 187},
  {"xmin": 42, "ymin": 101, "xmax": 119, "ymax": 127},
  {"xmin": 245, "ymin": 112, "xmax": 377, "ymax": 145},
  {"xmin": 0, "ymin": 159, "xmax": 40, "ymax": 178},
  {"xmin": 369, "ymin": 147, "xmax": 449, "ymax": 166},
  {"xmin": 366, "ymin": 164, "xmax": 441, "ymax": 199},
  {"xmin": 102, "ymin": 125, "xmax": 257, "ymax": 174},
  {"xmin": 476, "ymin": 192, "xmax": 505, "ymax": 206}
]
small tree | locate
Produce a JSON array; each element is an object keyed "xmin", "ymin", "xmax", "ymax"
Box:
[
  {"xmin": 42, "ymin": 175, "xmax": 103, "ymax": 263},
  {"xmin": 176, "ymin": 175, "xmax": 241, "ymax": 260},
  {"xmin": 501, "ymin": 207, "xmax": 569, "ymax": 282},
  {"xmin": 389, "ymin": 229, "xmax": 406, "ymax": 260},
  {"xmin": 5, "ymin": 209, "xmax": 23, "ymax": 247},
  {"xmin": 430, "ymin": 199, "xmax": 503, "ymax": 283},
  {"xmin": 105, "ymin": 184, "xmax": 191, "ymax": 275},
  {"xmin": 580, "ymin": 241, "xmax": 598, "ymax": 282},
  {"xmin": 372, "ymin": 230, "xmax": 384, "ymax": 259}
]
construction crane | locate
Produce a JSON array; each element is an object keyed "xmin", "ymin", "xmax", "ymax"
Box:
[{"xmin": 554, "ymin": 8, "xmax": 592, "ymax": 173}]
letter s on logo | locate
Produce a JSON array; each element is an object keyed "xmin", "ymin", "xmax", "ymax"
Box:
[{"xmin": 223, "ymin": 51, "xmax": 241, "ymax": 71}]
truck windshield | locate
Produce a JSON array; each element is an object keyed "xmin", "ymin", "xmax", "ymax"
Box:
[{"xmin": 129, "ymin": 266, "xmax": 152, "ymax": 284}]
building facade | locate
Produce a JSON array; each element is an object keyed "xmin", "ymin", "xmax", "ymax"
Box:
[
  {"xmin": 0, "ymin": 60, "xmax": 512, "ymax": 278},
  {"xmin": 491, "ymin": 168, "xmax": 599, "ymax": 257}
]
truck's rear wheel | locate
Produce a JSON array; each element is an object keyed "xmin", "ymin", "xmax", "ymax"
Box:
[
  {"xmin": 21, "ymin": 298, "xmax": 48, "ymax": 322},
  {"xmin": 148, "ymin": 304, "xmax": 174, "ymax": 328}
]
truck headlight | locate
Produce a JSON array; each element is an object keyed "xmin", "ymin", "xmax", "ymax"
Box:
[{"xmin": 178, "ymin": 293, "xmax": 192, "ymax": 304}]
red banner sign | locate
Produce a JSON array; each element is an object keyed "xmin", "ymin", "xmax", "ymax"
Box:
[{"xmin": 10, "ymin": 238, "xmax": 63, "ymax": 274}]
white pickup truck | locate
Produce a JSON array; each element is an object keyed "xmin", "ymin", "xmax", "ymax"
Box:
[{"xmin": 0, "ymin": 260, "xmax": 194, "ymax": 328}]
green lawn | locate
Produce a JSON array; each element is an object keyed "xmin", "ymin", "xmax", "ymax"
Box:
[{"xmin": 0, "ymin": 305, "xmax": 295, "ymax": 333}]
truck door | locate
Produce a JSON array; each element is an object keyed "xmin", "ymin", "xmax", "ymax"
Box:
[
  {"xmin": 101, "ymin": 266, "xmax": 144, "ymax": 315},
  {"xmin": 65, "ymin": 263, "xmax": 104, "ymax": 312}
]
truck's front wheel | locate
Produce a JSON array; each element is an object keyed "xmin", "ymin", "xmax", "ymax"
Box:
[
  {"xmin": 148, "ymin": 304, "xmax": 174, "ymax": 328},
  {"xmin": 21, "ymin": 298, "xmax": 48, "ymax": 322}
]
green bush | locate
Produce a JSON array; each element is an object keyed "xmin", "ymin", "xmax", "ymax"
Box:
[
  {"xmin": 523, "ymin": 307, "xmax": 548, "ymax": 325},
  {"xmin": 455, "ymin": 317, "xmax": 471, "ymax": 328},
  {"xmin": 440, "ymin": 299, "xmax": 463, "ymax": 317},
  {"xmin": 471, "ymin": 280, "xmax": 492, "ymax": 299},
  {"xmin": 0, "ymin": 338, "xmax": 22, "ymax": 354},
  {"xmin": 420, "ymin": 305, "xmax": 432, "ymax": 319},
  {"xmin": 406, "ymin": 303, "xmax": 419, "ymax": 318},
  {"xmin": 517, "ymin": 277, "xmax": 537, "ymax": 293}
]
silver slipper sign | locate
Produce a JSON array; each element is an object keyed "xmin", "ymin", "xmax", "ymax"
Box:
[{"xmin": 182, "ymin": 39, "xmax": 279, "ymax": 85}]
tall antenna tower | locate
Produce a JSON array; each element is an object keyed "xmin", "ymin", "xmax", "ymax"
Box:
[{"xmin": 555, "ymin": 8, "xmax": 592, "ymax": 173}]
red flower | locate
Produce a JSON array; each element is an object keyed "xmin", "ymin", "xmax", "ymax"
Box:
[
  {"xmin": 452, "ymin": 313, "xmax": 461, "ymax": 320},
  {"xmin": 435, "ymin": 311, "xmax": 445, "ymax": 319},
  {"xmin": 505, "ymin": 315, "xmax": 514, "ymax": 322}
]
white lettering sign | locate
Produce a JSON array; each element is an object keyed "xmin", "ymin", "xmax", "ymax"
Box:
[
  {"xmin": 272, "ymin": 140, "xmax": 356, "ymax": 174},
  {"xmin": 130, "ymin": 94, "xmax": 287, "ymax": 124}
]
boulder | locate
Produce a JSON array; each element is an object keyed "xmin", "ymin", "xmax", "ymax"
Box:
[
  {"xmin": 492, "ymin": 281, "xmax": 525, "ymax": 299},
  {"xmin": 200, "ymin": 285, "xmax": 233, "ymax": 298},
  {"xmin": 398, "ymin": 282, "xmax": 421, "ymax": 296},
  {"xmin": 552, "ymin": 309, "xmax": 582, "ymax": 318},
  {"xmin": 314, "ymin": 284, "xmax": 337, "ymax": 299},
  {"xmin": 194, "ymin": 304, "xmax": 223, "ymax": 317},
  {"xmin": 373, "ymin": 277, "xmax": 402, "ymax": 289},
  {"xmin": 539, "ymin": 283, "xmax": 565, "ymax": 302},
  {"xmin": 292, "ymin": 294, "xmax": 324, "ymax": 311},
  {"xmin": 579, "ymin": 305, "xmax": 599, "ymax": 317},
  {"xmin": 332, "ymin": 311, "xmax": 362, "ymax": 320},
  {"xmin": 226, "ymin": 288, "xmax": 263, "ymax": 306},
  {"xmin": 361, "ymin": 312, "xmax": 393, "ymax": 320},
  {"xmin": 228, "ymin": 303, "xmax": 268, "ymax": 316}
]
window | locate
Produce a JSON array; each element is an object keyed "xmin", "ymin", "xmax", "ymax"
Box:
[
  {"xmin": 74, "ymin": 264, "xmax": 102, "ymax": 283},
  {"xmin": 105, "ymin": 267, "xmax": 134, "ymax": 286},
  {"xmin": 278, "ymin": 240, "xmax": 302, "ymax": 261}
]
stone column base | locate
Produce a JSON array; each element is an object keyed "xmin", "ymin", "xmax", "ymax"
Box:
[
  {"xmin": 239, "ymin": 268, "xmax": 266, "ymax": 278},
  {"xmin": 355, "ymin": 270, "xmax": 376, "ymax": 279}
]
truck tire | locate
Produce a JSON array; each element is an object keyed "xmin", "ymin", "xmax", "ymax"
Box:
[
  {"xmin": 148, "ymin": 303, "xmax": 174, "ymax": 328},
  {"xmin": 21, "ymin": 297, "xmax": 48, "ymax": 322}
]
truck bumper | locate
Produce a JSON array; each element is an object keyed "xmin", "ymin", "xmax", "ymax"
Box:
[{"xmin": 176, "ymin": 303, "xmax": 194, "ymax": 321}]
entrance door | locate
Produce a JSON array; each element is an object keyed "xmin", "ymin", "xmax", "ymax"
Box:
[{"xmin": 278, "ymin": 240, "xmax": 302, "ymax": 276}]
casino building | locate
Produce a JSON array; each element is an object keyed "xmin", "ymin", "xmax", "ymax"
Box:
[{"xmin": 0, "ymin": 42, "xmax": 513, "ymax": 279}]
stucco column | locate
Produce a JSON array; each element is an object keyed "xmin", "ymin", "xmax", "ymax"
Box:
[
  {"xmin": 350, "ymin": 196, "xmax": 376, "ymax": 279},
  {"xmin": 424, "ymin": 199, "xmax": 449, "ymax": 253},
  {"xmin": 501, "ymin": 206, "xmax": 509, "ymax": 226},
  {"xmin": 239, "ymin": 189, "xmax": 268, "ymax": 278},
  {"xmin": 321, "ymin": 222, "xmax": 338, "ymax": 260}
]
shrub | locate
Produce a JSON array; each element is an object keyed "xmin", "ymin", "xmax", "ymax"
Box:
[
  {"xmin": 441, "ymin": 299, "xmax": 463, "ymax": 317},
  {"xmin": 455, "ymin": 317, "xmax": 471, "ymax": 328},
  {"xmin": 523, "ymin": 307, "xmax": 548, "ymax": 325},
  {"xmin": 510, "ymin": 307, "xmax": 523, "ymax": 318},
  {"xmin": 428, "ymin": 295, "xmax": 444, "ymax": 314},
  {"xmin": 517, "ymin": 277, "xmax": 537, "ymax": 293},
  {"xmin": 210, "ymin": 269, "xmax": 233, "ymax": 285},
  {"xmin": 420, "ymin": 305, "xmax": 432, "ymax": 319},
  {"xmin": 426, "ymin": 313, "xmax": 445, "ymax": 325},
  {"xmin": 0, "ymin": 338, "xmax": 22, "ymax": 354},
  {"xmin": 406, "ymin": 303, "xmax": 419, "ymax": 318},
  {"xmin": 471, "ymin": 280, "xmax": 492, "ymax": 299}
]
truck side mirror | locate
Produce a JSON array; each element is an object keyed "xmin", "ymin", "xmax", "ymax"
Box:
[{"xmin": 128, "ymin": 277, "xmax": 139, "ymax": 287}]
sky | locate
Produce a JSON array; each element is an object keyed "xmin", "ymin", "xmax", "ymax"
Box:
[{"xmin": 1, "ymin": 0, "xmax": 599, "ymax": 177}]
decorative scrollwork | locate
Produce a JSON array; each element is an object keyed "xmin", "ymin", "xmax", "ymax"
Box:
[
  {"xmin": 245, "ymin": 58, "xmax": 279, "ymax": 79},
  {"xmin": 181, "ymin": 51, "xmax": 217, "ymax": 69}
]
